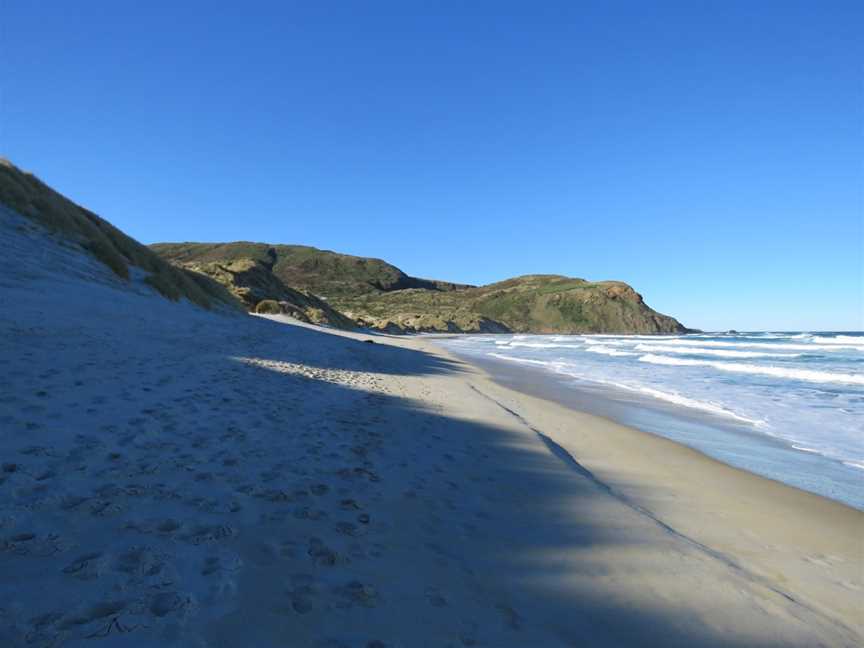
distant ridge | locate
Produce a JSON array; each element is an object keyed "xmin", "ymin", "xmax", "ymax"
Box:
[
  {"xmin": 150, "ymin": 242, "xmax": 471, "ymax": 299},
  {"xmin": 152, "ymin": 242, "xmax": 688, "ymax": 334}
]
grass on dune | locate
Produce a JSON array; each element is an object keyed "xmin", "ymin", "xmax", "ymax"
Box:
[{"xmin": 0, "ymin": 158, "xmax": 243, "ymax": 311}]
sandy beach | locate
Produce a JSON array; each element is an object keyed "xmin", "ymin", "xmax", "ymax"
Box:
[{"xmin": 1, "ymin": 216, "xmax": 862, "ymax": 647}]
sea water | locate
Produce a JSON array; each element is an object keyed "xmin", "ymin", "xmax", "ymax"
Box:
[{"xmin": 438, "ymin": 332, "xmax": 864, "ymax": 510}]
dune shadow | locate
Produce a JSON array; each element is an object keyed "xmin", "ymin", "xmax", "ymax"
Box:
[
  {"xmin": 239, "ymin": 314, "xmax": 466, "ymax": 378},
  {"xmin": 219, "ymin": 332, "xmax": 838, "ymax": 648}
]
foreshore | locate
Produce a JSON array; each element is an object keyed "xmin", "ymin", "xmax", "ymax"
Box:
[
  {"xmin": 445, "ymin": 342, "xmax": 864, "ymax": 511},
  {"xmin": 1, "ymin": 260, "xmax": 861, "ymax": 646},
  {"xmin": 412, "ymin": 335, "xmax": 864, "ymax": 641}
]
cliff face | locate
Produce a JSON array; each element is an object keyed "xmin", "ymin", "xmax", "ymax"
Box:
[{"xmin": 152, "ymin": 244, "xmax": 687, "ymax": 335}]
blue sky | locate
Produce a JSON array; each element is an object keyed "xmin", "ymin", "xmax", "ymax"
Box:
[{"xmin": 2, "ymin": 1, "xmax": 861, "ymax": 331}]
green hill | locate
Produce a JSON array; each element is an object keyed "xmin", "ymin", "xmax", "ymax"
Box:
[
  {"xmin": 151, "ymin": 242, "xmax": 469, "ymax": 300},
  {"xmin": 151, "ymin": 242, "xmax": 687, "ymax": 334},
  {"xmin": 338, "ymin": 274, "xmax": 685, "ymax": 334}
]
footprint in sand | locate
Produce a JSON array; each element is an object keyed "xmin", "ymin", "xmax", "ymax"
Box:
[
  {"xmin": 62, "ymin": 552, "xmax": 106, "ymax": 579},
  {"xmin": 156, "ymin": 518, "xmax": 183, "ymax": 534},
  {"xmin": 307, "ymin": 538, "xmax": 339, "ymax": 566},
  {"xmin": 149, "ymin": 591, "xmax": 194, "ymax": 618},
  {"xmin": 425, "ymin": 587, "xmax": 447, "ymax": 607},
  {"xmin": 294, "ymin": 506, "xmax": 328, "ymax": 521},
  {"xmin": 338, "ymin": 581, "xmax": 380, "ymax": 609},
  {"xmin": 285, "ymin": 573, "xmax": 322, "ymax": 614},
  {"xmin": 310, "ymin": 483, "xmax": 330, "ymax": 496},
  {"xmin": 335, "ymin": 521, "xmax": 365, "ymax": 537},
  {"xmin": 496, "ymin": 603, "xmax": 522, "ymax": 630},
  {"xmin": 57, "ymin": 600, "xmax": 129, "ymax": 636}
]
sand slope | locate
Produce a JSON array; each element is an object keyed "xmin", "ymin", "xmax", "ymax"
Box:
[{"xmin": 1, "ymin": 209, "xmax": 861, "ymax": 647}]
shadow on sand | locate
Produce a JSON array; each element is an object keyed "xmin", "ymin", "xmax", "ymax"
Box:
[{"xmin": 201, "ymin": 317, "xmax": 841, "ymax": 648}]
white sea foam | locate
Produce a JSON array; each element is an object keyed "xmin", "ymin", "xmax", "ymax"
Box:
[
  {"xmin": 488, "ymin": 352, "xmax": 561, "ymax": 369},
  {"xmin": 791, "ymin": 444, "xmax": 821, "ymax": 453},
  {"xmin": 585, "ymin": 346, "xmax": 637, "ymax": 357},
  {"xmin": 488, "ymin": 353, "xmax": 764, "ymax": 425},
  {"xmin": 582, "ymin": 338, "xmax": 631, "ymax": 346},
  {"xmin": 643, "ymin": 339, "xmax": 860, "ymax": 352},
  {"xmin": 811, "ymin": 335, "xmax": 864, "ymax": 346},
  {"xmin": 587, "ymin": 379, "xmax": 766, "ymax": 426},
  {"xmin": 579, "ymin": 334, "xmax": 683, "ymax": 340},
  {"xmin": 506, "ymin": 341, "xmax": 584, "ymax": 349},
  {"xmin": 634, "ymin": 343, "xmax": 801, "ymax": 359},
  {"xmin": 638, "ymin": 354, "xmax": 864, "ymax": 385}
]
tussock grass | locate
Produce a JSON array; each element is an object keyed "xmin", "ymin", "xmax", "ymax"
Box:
[{"xmin": 0, "ymin": 158, "xmax": 242, "ymax": 311}]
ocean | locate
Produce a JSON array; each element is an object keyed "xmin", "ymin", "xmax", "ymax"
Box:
[{"xmin": 437, "ymin": 331, "xmax": 864, "ymax": 510}]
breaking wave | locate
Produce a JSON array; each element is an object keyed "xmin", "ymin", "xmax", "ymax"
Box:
[
  {"xmin": 637, "ymin": 354, "xmax": 864, "ymax": 385},
  {"xmin": 633, "ymin": 344, "xmax": 802, "ymax": 359}
]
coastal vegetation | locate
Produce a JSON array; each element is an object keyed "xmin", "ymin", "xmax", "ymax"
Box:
[
  {"xmin": 173, "ymin": 257, "xmax": 356, "ymax": 329},
  {"xmin": 153, "ymin": 242, "xmax": 687, "ymax": 334},
  {"xmin": 0, "ymin": 159, "xmax": 242, "ymax": 311}
]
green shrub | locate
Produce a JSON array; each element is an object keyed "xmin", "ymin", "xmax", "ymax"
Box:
[{"xmin": 255, "ymin": 299, "xmax": 282, "ymax": 314}]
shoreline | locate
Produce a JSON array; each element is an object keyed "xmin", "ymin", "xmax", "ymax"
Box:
[
  {"xmin": 440, "ymin": 344, "xmax": 864, "ymax": 511},
  {"xmin": 407, "ymin": 335, "xmax": 863, "ymax": 638}
]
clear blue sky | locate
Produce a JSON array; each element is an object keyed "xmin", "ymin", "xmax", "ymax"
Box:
[{"xmin": 2, "ymin": 1, "xmax": 861, "ymax": 331}]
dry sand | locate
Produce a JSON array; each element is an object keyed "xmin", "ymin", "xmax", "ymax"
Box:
[{"xmin": 1, "ymin": 209, "xmax": 862, "ymax": 647}]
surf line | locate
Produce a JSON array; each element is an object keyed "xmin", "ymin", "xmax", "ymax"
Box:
[{"xmin": 465, "ymin": 382, "xmax": 857, "ymax": 639}]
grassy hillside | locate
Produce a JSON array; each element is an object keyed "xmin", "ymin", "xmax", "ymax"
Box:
[
  {"xmin": 0, "ymin": 159, "xmax": 242, "ymax": 311},
  {"xmin": 338, "ymin": 275, "xmax": 685, "ymax": 334},
  {"xmin": 176, "ymin": 257, "xmax": 356, "ymax": 329},
  {"xmin": 471, "ymin": 275, "xmax": 684, "ymax": 333},
  {"xmin": 151, "ymin": 242, "xmax": 470, "ymax": 299},
  {"xmin": 151, "ymin": 242, "xmax": 687, "ymax": 334}
]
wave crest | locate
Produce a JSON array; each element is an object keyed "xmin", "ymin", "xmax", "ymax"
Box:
[
  {"xmin": 634, "ymin": 344, "xmax": 801, "ymax": 359},
  {"xmin": 637, "ymin": 354, "xmax": 864, "ymax": 385}
]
